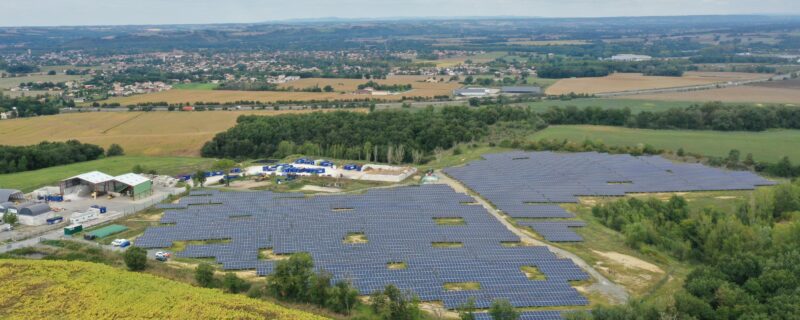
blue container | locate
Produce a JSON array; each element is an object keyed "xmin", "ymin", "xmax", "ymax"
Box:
[
  {"xmin": 46, "ymin": 216, "xmax": 64, "ymax": 225},
  {"xmin": 100, "ymin": 207, "xmax": 107, "ymax": 214},
  {"xmin": 231, "ymin": 168, "xmax": 242, "ymax": 173},
  {"xmin": 343, "ymin": 164, "xmax": 361, "ymax": 171}
]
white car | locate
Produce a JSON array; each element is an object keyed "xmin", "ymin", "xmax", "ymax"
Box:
[{"xmin": 110, "ymin": 239, "xmax": 126, "ymax": 246}]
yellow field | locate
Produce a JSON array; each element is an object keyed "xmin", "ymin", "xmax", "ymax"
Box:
[
  {"xmin": 0, "ymin": 259, "xmax": 326, "ymax": 320},
  {"xmin": 279, "ymin": 75, "xmax": 461, "ymax": 94},
  {"xmin": 0, "ymin": 110, "xmax": 326, "ymax": 156},
  {"xmin": 0, "ymin": 74, "xmax": 86, "ymax": 89},
  {"xmin": 545, "ymin": 72, "xmax": 767, "ymax": 95},
  {"xmin": 619, "ymin": 85, "xmax": 800, "ymax": 104},
  {"xmin": 506, "ymin": 39, "xmax": 590, "ymax": 46},
  {"xmin": 107, "ymin": 76, "xmax": 460, "ymax": 105},
  {"xmin": 414, "ymin": 52, "xmax": 507, "ymax": 68}
]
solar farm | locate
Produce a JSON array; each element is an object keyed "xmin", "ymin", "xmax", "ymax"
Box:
[
  {"xmin": 443, "ymin": 151, "xmax": 775, "ymax": 242},
  {"xmin": 136, "ymin": 185, "xmax": 589, "ymax": 309}
]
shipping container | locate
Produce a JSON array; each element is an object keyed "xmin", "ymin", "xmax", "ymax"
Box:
[{"xmin": 64, "ymin": 224, "xmax": 83, "ymax": 235}]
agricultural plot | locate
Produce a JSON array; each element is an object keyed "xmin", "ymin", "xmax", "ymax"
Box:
[
  {"xmin": 545, "ymin": 72, "xmax": 767, "ymax": 95},
  {"xmin": 137, "ymin": 185, "xmax": 590, "ymax": 309},
  {"xmin": 443, "ymin": 151, "xmax": 773, "ymax": 242},
  {"xmin": 623, "ymin": 78, "xmax": 800, "ymax": 104},
  {"xmin": 532, "ymin": 125, "xmax": 800, "ymax": 162},
  {"xmin": 0, "ymin": 156, "xmax": 213, "ymax": 192},
  {"xmin": 0, "ymin": 110, "xmax": 324, "ymax": 156},
  {"xmin": 0, "ymin": 74, "xmax": 86, "ymax": 89},
  {"xmin": 278, "ymin": 75, "xmax": 460, "ymax": 96}
]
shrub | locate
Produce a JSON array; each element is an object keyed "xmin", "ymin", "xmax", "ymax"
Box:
[{"xmin": 123, "ymin": 247, "xmax": 147, "ymax": 271}]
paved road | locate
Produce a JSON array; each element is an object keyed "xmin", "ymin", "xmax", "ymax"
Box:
[{"xmin": 436, "ymin": 170, "xmax": 630, "ymax": 304}]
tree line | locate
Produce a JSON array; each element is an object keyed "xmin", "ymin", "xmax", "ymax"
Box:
[
  {"xmin": 0, "ymin": 94, "xmax": 73, "ymax": 118},
  {"xmin": 540, "ymin": 102, "xmax": 800, "ymax": 131},
  {"xmin": 201, "ymin": 106, "xmax": 548, "ymax": 163},
  {"xmin": 0, "ymin": 140, "xmax": 121, "ymax": 174},
  {"xmin": 572, "ymin": 180, "xmax": 800, "ymax": 319}
]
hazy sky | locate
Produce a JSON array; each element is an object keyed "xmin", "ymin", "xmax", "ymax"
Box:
[{"xmin": 1, "ymin": 0, "xmax": 798, "ymax": 27}]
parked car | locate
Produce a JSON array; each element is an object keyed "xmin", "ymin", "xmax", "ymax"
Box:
[
  {"xmin": 118, "ymin": 240, "xmax": 131, "ymax": 248},
  {"xmin": 155, "ymin": 251, "xmax": 171, "ymax": 261},
  {"xmin": 111, "ymin": 239, "xmax": 125, "ymax": 246}
]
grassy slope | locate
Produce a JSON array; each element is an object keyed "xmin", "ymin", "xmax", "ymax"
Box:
[
  {"xmin": 532, "ymin": 125, "xmax": 800, "ymax": 162},
  {"xmin": 0, "ymin": 156, "xmax": 215, "ymax": 192},
  {"xmin": 0, "ymin": 259, "xmax": 326, "ymax": 320}
]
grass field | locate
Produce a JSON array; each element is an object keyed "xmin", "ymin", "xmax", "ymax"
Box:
[
  {"xmin": 622, "ymin": 78, "xmax": 800, "ymax": 104},
  {"xmin": 522, "ymin": 98, "xmax": 700, "ymax": 113},
  {"xmin": 173, "ymin": 82, "xmax": 220, "ymax": 90},
  {"xmin": 532, "ymin": 125, "xmax": 800, "ymax": 162},
  {"xmin": 0, "ymin": 156, "xmax": 214, "ymax": 192},
  {"xmin": 545, "ymin": 72, "xmax": 767, "ymax": 95},
  {"xmin": 0, "ymin": 259, "xmax": 326, "ymax": 319},
  {"xmin": 0, "ymin": 74, "xmax": 86, "ymax": 89},
  {"xmin": 0, "ymin": 110, "xmax": 327, "ymax": 156}
]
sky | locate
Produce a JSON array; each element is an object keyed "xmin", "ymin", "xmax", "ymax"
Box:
[{"xmin": 1, "ymin": 0, "xmax": 799, "ymax": 27}]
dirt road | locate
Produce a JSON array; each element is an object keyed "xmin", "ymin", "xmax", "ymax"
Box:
[{"xmin": 436, "ymin": 170, "xmax": 630, "ymax": 304}]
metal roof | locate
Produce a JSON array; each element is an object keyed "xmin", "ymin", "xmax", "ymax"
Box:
[
  {"xmin": 501, "ymin": 86, "xmax": 542, "ymax": 93},
  {"xmin": 454, "ymin": 87, "xmax": 490, "ymax": 94},
  {"xmin": 65, "ymin": 171, "xmax": 114, "ymax": 184},
  {"xmin": 0, "ymin": 189, "xmax": 24, "ymax": 202},
  {"xmin": 113, "ymin": 173, "xmax": 151, "ymax": 187},
  {"xmin": 18, "ymin": 203, "xmax": 51, "ymax": 216}
]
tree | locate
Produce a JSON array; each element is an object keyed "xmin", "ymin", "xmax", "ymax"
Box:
[
  {"xmin": 106, "ymin": 144, "xmax": 125, "ymax": 157},
  {"xmin": 309, "ymin": 271, "xmax": 332, "ymax": 307},
  {"xmin": 371, "ymin": 284, "xmax": 422, "ymax": 320},
  {"xmin": 327, "ymin": 280, "xmax": 359, "ymax": 314},
  {"xmin": 222, "ymin": 272, "xmax": 250, "ymax": 293},
  {"xmin": 195, "ymin": 263, "xmax": 215, "ymax": 287},
  {"xmin": 323, "ymin": 85, "xmax": 334, "ymax": 92},
  {"xmin": 468, "ymin": 98, "xmax": 481, "ymax": 107},
  {"xmin": 123, "ymin": 247, "xmax": 147, "ymax": 271},
  {"xmin": 457, "ymin": 297, "xmax": 477, "ymax": 320},
  {"xmin": 213, "ymin": 159, "xmax": 237, "ymax": 186},
  {"xmin": 268, "ymin": 252, "xmax": 315, "ymax": 301},
  {"xmin": 193, "ymin": 170, "xmax": 207, "ymax": 188},
  {"xmin": 2, "ymin": 212, "xmax": 18, "ymax": 225},
  {"xmin": 489, "ymin": 299, "xmax": 519, "ymax": 320}
]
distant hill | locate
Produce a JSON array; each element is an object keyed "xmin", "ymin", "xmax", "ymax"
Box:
[{"xmin": 0, "ymin": 259, "xmax": 327, "ymax": 320}]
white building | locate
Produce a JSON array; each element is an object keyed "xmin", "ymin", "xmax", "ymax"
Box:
[{"xmin": 610, "ymin": 54, "xmax": 653, "ymax": 62}]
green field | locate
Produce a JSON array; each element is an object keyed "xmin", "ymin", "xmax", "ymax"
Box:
[
  {"xmin": 520, "ymin": 98, "xmax": 706, "ymax": 113},
  {"xmin": 172, "ymin": 82, "xmax": 220, "ymax": 90},
  {"xmin": 532, "ymin": 125, "xmax": 800, "ymax": 162},
  {"xmin": 0, "ymin": 74, "xmax": 87, "ymax": 89},
  {"xmin": 0, "ymin": 156, "xmax": 215, "ymax": 192}
]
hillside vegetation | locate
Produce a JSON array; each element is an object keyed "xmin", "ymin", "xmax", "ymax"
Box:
[{"xmin": 0, "ymin": 259, "xmax": 327, "ymax": 320}]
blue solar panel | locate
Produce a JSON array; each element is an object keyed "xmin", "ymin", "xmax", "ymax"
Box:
[{"xmin": 136, "ymin": 184, "xmax": 589, "ymax": 309}]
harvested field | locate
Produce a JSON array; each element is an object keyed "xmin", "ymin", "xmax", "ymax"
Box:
[
  {"xmin": 0, "ymin": 110, "xmax": 331, "ymax": 156},
  {"xmin": 106, "ymin": 76, "xmax": 460, "ymax": 105},
  {"xmin": 620, "ymin": 85, "xmax": 800, "ymax": 104},
  {"xmin": 0, "ymin": 74, "xmax": 86, "ymax": 89},
  {"xmin": 545, "ymin": 72, "xmax": 767, "ymax": 95},
  {"xmin": 278, "ymin": 75, "xmax": 460, "ymax": 94}
]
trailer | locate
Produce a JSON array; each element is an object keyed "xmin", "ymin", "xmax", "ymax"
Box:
[
  {"xmin": 64, "ymin": 224, "xmax": 83, "ymax": 235},
  {"xmin": 46, "ymin": 216, "xmax": 64, "ymax": 225}
]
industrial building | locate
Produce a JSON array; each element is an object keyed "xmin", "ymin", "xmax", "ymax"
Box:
[
  {"xmin": 0, "ymin": 189, "xmax": 24, "ymax": 203},
  {"xmin": 454, "ymin": 87, "xmax": 495, "ymax": 97},
  {"xmin": 59, "ymin": 171, "xmax": 153, "ymax": 200},
  {"xmin": 610, "ymin": 54, "xmax": 653, "ymax": 62},
  {"xmin": 500, "ymin": 86, "xmax": 543, "ymax": 95}
]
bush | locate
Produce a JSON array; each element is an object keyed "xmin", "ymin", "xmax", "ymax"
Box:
[
  {"xmin": 489, "ymin": 299, "xmax": 519, "ymax": 320},
  {"xmin": 195, "ymin": 263, "xmax": 215, "ymax": 288},
  {"xmin": 123, "ymin": 247, "xmax": 147, "ymax": 271},
  {"xmin": 221, "ymin": 272, "xmax": 250, "ymax": 293},
  {"xmin": 106, "ymin": 144, "xmax": 125, "ymax": 157}
]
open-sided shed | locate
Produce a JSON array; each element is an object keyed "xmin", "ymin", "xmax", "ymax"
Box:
[
  {"xmin": 0, "ymin": 189, "xmax": 24, "ymax": 203},
  {"xmin": 112, "ymin": 173, "xmax": 153, "ymax": 200},
  {"xmin": 59, "ymin": 171, "xmax": 114, "ymax": 197}
]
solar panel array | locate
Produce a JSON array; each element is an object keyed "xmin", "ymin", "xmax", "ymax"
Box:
[
  {"xmin": 474, "ymin": 311, "xmax": 568, "ymax": 320},
  {"xmin": 136, "ymin": 185, "xmax": 589, "ymax": 309},
  {"xmin": 517, "ymin": 221, "xmax": 587, "ymax": 242},
  {"xmin": 444, "ymin": 151, "xmax": 775, "ymax": 220}
]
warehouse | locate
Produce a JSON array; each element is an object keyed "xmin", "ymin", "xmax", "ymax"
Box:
[
  {"xmin": 454, "ymin": 87, "xmax": 495, "ymax": 97},
  {"xmin": 501, "ymin": 86, "xmax": 543, "ymax": 95},
  {"xmin": 15, "ymin": 203, "xmax": 53, "ymax": 226},
  {"xmin": 60, "ymin": 171, "xmax": 115, "ymax": 199},
  {"xmin": 111, "ymin": 173, "xmax": 153, "ymax": 200},
  {"xmin": 0, "ymin": 189, "xmax": 24, "ymax": 203}
]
